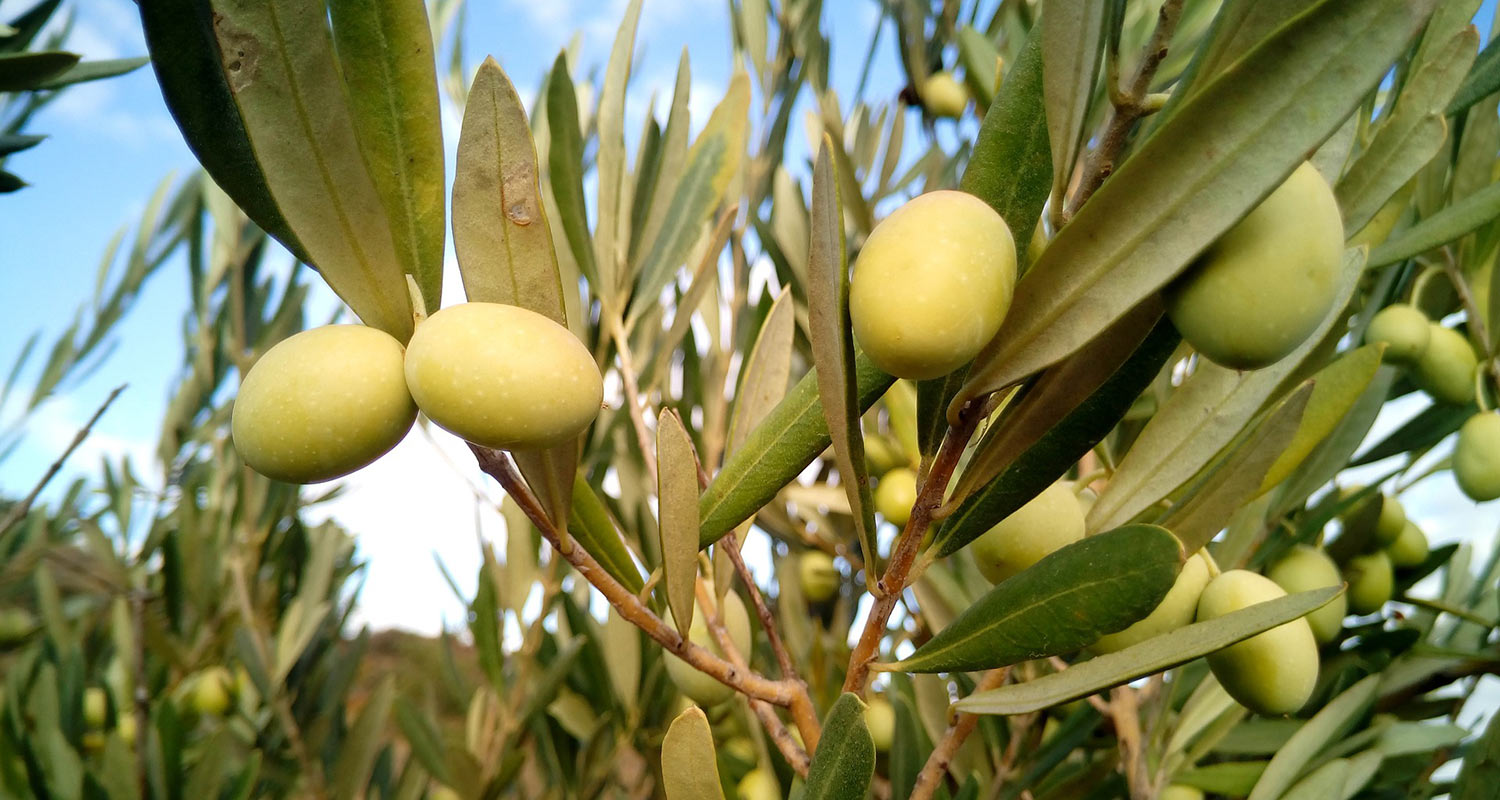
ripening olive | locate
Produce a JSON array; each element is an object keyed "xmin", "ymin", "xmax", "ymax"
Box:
[
  {"xmin": 664, "ymin": 592, "xmax": 753, "ymax": 707},
  {"xmin": 83, "ymin": 687, "xmax": 107, "ymax": 729},
  {"xmin": 970, "ymin": 482, "xmax": 1086, "ymax": 585},
  {"xmin": 850, "ymin": 191, "xmax": 1017, "ymax": 380},
  {"xmin": 1455, "ymin": 412, "xmax": 1500, "ymax": 501},
  {"xmin": 1412, "ymin": 325, "xmax": 1478, "ymax": 405},
  {"xmin": 231, "ymin": 325, "xmax": 417, "ymax": 483},
  {"xmin": 429, "ymin": 788, "xmax": 461, "ymax": 800},
  {"xmin": 1196, "ymin": 570, "xmax": 1319, "ymax": 715},
  {"xmin": 1164, "ymin": 162, "xmax": 1345, "ymax": 369},
  {"xmin": 0, "ymin": 607, "xmax": 36, "ymax": 646},
  {"xmin": 1160, "ymin": 786, "xmax": 1205, "ymax": 800},
  {"xmin": 404, "ymin": 303, "xmax": 603, "ymax": 450},
  {"xmin": 799, "ymin": 551, "xmax": 841, "ymax": 604},
  {"xmin": 865, "ymin": 696, "xmax": 896, "ymax": 752},
  {"xmin": 922, "ymin": 71, "xmax": 968, "ymax": 118},
  {"xmin": 1387, "ymin": 521, "xmax": 1429, "ymax": 568},
  {"xmin": 1093, "ymin": 550, "xmax": 1214, "ymax": 654},
  {"xmin": 737, "ymin": 768, "xmax": 780, "ymax": 800},
  {"xmin": 1365, "ymin": 305, "xmax": 1430, "ymax": 364},
  {"xmin": 1266, "ymin": 545, "xmax": 1347, "ymax": 644},
  {"xmin": 189, "ymin": 666, "xmax": 234, "ymax": 717},
  {"xmin": 1345, "ymin": 550, "xmax": 1394, "ymax": 615},
  {"xmin": 1375, "ymin": 495, "xmax": 1406, "ymax": 545},
  {"xmin": 875, "ymin": 467, "xmax": 919, "ymax": 527}
]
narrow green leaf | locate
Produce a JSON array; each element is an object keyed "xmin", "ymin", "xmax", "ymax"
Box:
[
  {"xmin": 593, "ymin": 0, "xmax": 643, "ymax": 302},
  {"xmin": 328, "ymin": 0, "xmax": 445, "ymax": 314},
  {"xmin": 0, "ymin": 50, "xmax": 77, "ymax": 90},
  {"xmin": 1260, "ymin": 345, "xmax": 1384, "ymax": 491},
  {"xmin": 212, "ymin": 0, "xmax": 414, "ymax": 339},
  {"xmin": 604, "ymin": 608, "xmax": 641, "ymax": 711},
  {"xmin": 956, "ymin": 26, "xmax": 1001, "ymax": 110},
  {"xmin": 1371, "ymin": 177, "xmax": 1500, "ymax": 267},
  {"xmin": 885, "ymin": 525, "xmax": 1182, "ymax": 674},
  {"xmin": 1449, "ymin": 33, "xmax": 1500, "ymax": 114},
  {"xmin": 635, "ymin": 50, "xmax": 692, "ymax": 272},
  {"xmin": 332, "ymin": 675, "xmax": 395, "ymax": 799},
  {"xmin": 661, "ymin": 707, "xmax": 726, "ymax": 800},
  {"xmin": 808, "ymin": 136, "xmax": 876, "ymax": 569},
  {"xmin": 1247, "ymin": 676, "xmax": 1379, "ymax": 800},
  {"xmin": 728, "ymin": 288, "xmax": 795, "ymax": 453},
  {"xmin": 138, "ymin": 0, "xmax": 309, "ymax": 262},
  {"xmin": 803, "ymin": 694, "xmax": 875, "ymax": 800},
  {"xmin": 452, "ymin": 57, "xmax": 565, "ymax": 321},
  {"xmin": 1175, "ymin": 762, "xmax": 1269, "ymax": 796},
  {"xmin": 1351, "ymin": 398, "xmax": 1474, "ymax": 465},
  {"xmin": 545, "ymin": 53, "xmax": 599, "ymax": 288},
  {"xmin": 0, "ymin": 0, "xmax": 61, "ymax": 55},
  {"xmin": 29, "ymin": 56, "xmax": 147, "ymax": 90},
  {"xmin": 698, "ymin": 353, "xmax": 894, "ymax": 548},
  {"xmin": 658, "ymin": 409, "xmax": 701, "ymax": 636},
  {"xmin": 954, "ymin": 0, "xmax": 1433, "ymax": 414},
  {"xmin": 1041, "ymin": 0, "xmax": 1105, "ymax": 222},
  {"xmin": 889, "ymin": 694, "xmax": 931, "ymax": 800},
  {"xmin": 934, "ymin": 305, "xmax": 1175, "ymax": 557},
  {"xmin": 1337, "ymin": 26, "xmax": 1478, "ymax": 232},
  {"xmin": 0, "ymin": 133, "xmax": 44, "ymax": 156},
  {"xmin": 1454, "ymin": 698, "xmax": 1500, "ymax": 800},
  {"xmin": 570, "ymin": 475, "xmax": 644, "ymax": 593},
  {"xmin": 954, "ymin": 587, "xmax": 1341, "ymax": 715}
]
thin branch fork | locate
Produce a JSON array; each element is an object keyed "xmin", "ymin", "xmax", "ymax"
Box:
[
  {"xmin": 909, "ymin": 667, "xmax": 1010, "ymax": 800},
  {"xmin": 0, "ymin": 384, "xmax": 126, "ymax": 536}
]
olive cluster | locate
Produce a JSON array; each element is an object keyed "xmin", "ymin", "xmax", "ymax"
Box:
[{"xmin": 231, "ymin": 303, "xmax": 604, "ymax": 485}]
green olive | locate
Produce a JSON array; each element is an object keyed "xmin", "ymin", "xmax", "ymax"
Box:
[
  {"xmin": 874, "ymin": 467, "xmax": 919, "ymax": 528},
  {"xmin": 865, "ymin": 434, "xmax": 907, "ymax": 475},
  {"xmin": 404, "ymin": 303, "xmax": 603, "ymax": 450},
  {"xmin": 850, "ymin": 191, "xmax": 1017, "ymax": 380},
  {"xmin": 231, "ymin": 325, "xmax": 417, "ymax": 483},
  {"xmin": 116, "ymin": 715, "xmax": 137, "ymax": 746},
  {"xmin": 799, "ymin": 551, "xmax": 841, "ymax": 604},
  {"xmin": 1093, "ymin": 550, "xmax": 1214, "ymax": 654},
  {"xmin": 1160, "ymin": 785, "xmax": 1205, "ymax": 800},
  {"xmin": 1345, "ymin": 550, "xmax": 1394, "ymax": 615},
  {"xmin": 189, "ymin": 666, "xmax": 235, "ymax": 717},
  {"xmin": 1374, "ymin": 495, "xmax": 1406, "ymax": 545},
  {"xmin": 1386, "ymin": 521, "xmax": 1429, "ymax": 568},
  {"xmin": 737, "ymin": 768, "xmax": 780, "ymax": 800},
  {"xmin": 1267, "ymin": 545, "xmax": 1347, "ymax": 644},
  {"xmin": 865, "ymin": 696, "xmax": 896, "ymax": 752},
  {"xmin": 1455, "ymin": 412, "xmax": 1500, "ymax": 501},
  {"xmin": 970, "ymin": 482, "xmax": 1086, "ymax": 585},
  {"xmin": 83, "ymin": 687, "xmax": 107, "ymax": 729},
  {"xmin": 429, "ymin": 788, "xmax": 461, "ymax": 800},
  {"xmin": 1412, "ymin": 324, "xmax": 1478, "ymax": 405},
  {"xmin": 664, "ymin": 592, "xmax": 753, "ymax": 707},
  {"xmin": 1164, "ymin": 162, "xmax": 1345, "ymax": 369},
  {"xmin": 0, "ymin": 607, "xmax": 37, "ymax": 646},
  {"xmin": 721, "ymin": 736, "xmax": 756, "ymax": 764},
  {"xmin": 922, "ymin": 71, "xmax": 968, "ymax": 118},
  {"xmin": 1364, "ymin": 305, "xmax": 1430, "ymax": 364},
  {"xmin": 1197, "ymin": 570, "xmax": 1319, "ymax": 715}
]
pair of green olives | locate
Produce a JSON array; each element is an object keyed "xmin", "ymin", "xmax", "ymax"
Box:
[
  {"xmin": 1366, "ymin": 305, "xmax": 1480, "ymax": 406},
  {"xmin": 232, "ymin": 303, "xmax": 604, "ymax": 484}
]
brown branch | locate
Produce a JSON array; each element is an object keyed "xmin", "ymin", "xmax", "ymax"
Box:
[
  {"xmin": 1063, "ymin": 0, "xmax": 1186, "ymax": 221},
  {"xmin": 607, "ymin": 311, "xmax": 660, "ymax": 486},
  {"xmin": 0, "ymin": 384, "xmax": 125, "ymax": 536},
  {"xmin": 843, "ymin": 404, "xmax": 983, "ymax": 695},
  {"xmin": 910, "ymin": 668, "xmax": 1010, "ymax": 800},
  {"xmin": 1111, "ymin": 686, "xmax": 1150, "ymax": 799},
  {"xmin": 723, "ymin": 531, "xmax": 801, "ymax": 683}
]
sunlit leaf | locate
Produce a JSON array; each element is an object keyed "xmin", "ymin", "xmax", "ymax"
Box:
[
  {"xmin": 658, "ymin": 409, "xmax": 701, "ymax": 636},
  {"xmin": 1041, "ymin": 0, "xmax": 1104, "ymax": 222},
  {"xmin": 593, "ymin": 0, "xmax": 643, "ymax": 302},
  {"xmin": 1247, "ymin": 676, "xmax": 1378, "ymax": 800}
]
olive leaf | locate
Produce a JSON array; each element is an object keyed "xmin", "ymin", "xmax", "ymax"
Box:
[
  {"xmin": 545, "ymin": 53, "xmax": 599, "ymax": 288},
  {"xmin": 953, "ymin": 587, "xmax": 1342, "ymax": 715},
  {"xmin": 593, "ymin": 0, "xmax": 643, "ymax": 303},
  {"xmin": 956, "ymin": 26, "xmax": 1001, "ymax": 111},
  {"xmin": 661, "ymin": 706, "xmax": 725, "ymax": 800},
  {"xmin": 209, "ymin": 0, "xmax": 413, "ymax": 340},
  {"xmin": 1041, "ymin": 0, "xmax": 1105, "ymax": 225},
  {"xmin": 1454, "ymin": 698, "xmax": 1500, "ymax": 800},
  {"xmin": 658, "ymin": 409, "xmax": 701, "ymax": 637},
  {"xmin": 803, "ymin": 694, "xmax": 875, "ymax": 800},
  {"xmin": 881, "ymin": 525, "xmax": 1182, "ymax": 674},
  {"xmin": 807, "ymin": 135, "xmax": 877, "ymax": 573},
  {"xmin": 633, "ymin": 50, "xmax": 692, "ymax": 272},
  {"xmin": 952, "ymin": 0, "xmax": 1433, "ymax": 418},
  {"xmin": 1450, "ymin": 31, "xmax": 1500, "ymax": 115},
  {"xmin": 1247, "ymin": 676, "xmax": 1379, "ymax": 800},
  {"xmin": 1370, "ymin": 178, "xmax": 1500, "ymax": 267},
  {"xmin": 327, "ymin": 0, "xmax": 445, "ymax": 314},
  {"xmin": 569, "ymin": 476, "xmax": 645, "ymax": 593},
  {"xmin": 1259, "ymin": 344, "xmax": 1384, "ymax": 492}
]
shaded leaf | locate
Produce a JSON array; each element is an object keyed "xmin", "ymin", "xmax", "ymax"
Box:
[
  {"xmin": 1454, "ymin": 698, "xmax": 1500, "ymax": 800},
  {"xmin": 661, "ymin": 707, "xmax": 725, "ymax": 800},
  {"xmin": 1042, "ymin": 0, "xmax": 1105, "ymax": 222},
  {"xmin": 0, "ymin": 50, "xmax": 77, "ymax": 90},
  {"xmin": 803, "ymin": 694, "xmax": 875, "ymax": 800},
  {"xmin": 658, "ymin": 409, "xmax": 701, "ymax": 637},
  {"xmin": 29, "ymin": 56, "xmax": 147, "ymax": 90},
  {"xmin": 1247, "ymin": 676, "xmax": 1378, "ymax": 800},
  {"xmin": 546, "ymin": 53, "xmax": 599, "ymax": 287},
  {"xmin": 570, "ymin": 476, "xmax": 645, "ymax": 593},
  {"xmin": 1351, "ymin": 399, "xmax": 1473, "ymax": 466},
  {"xmin": 332, "ymin": 675, "xmax": 395, "ymax": 799},
  {"xmin": 1449, "ymin": 32, "xmax": 1500, "ymax": 114}
]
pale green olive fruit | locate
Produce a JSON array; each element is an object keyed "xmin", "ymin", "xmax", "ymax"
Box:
[
  {"xmin": 1345, "ymin": 550, "xmax": 1394, "ymax": 615},
  {"xmin": 1267, "ymin": 545, "xmax": 1347, "ymax": 644},
  {"xmin": 922, "ymin": 71, "xmax": 968, "ymax": 118},
  {"xmin": 232, "ymin": 325, "xmax": 417, "ymax": 483},
  {"xmin": 1093, "ymin": 550, "xmax": 1214, "ymax": 654},
  {"xmin": 970, "ymin": 482, "xmax": 1086, "ymax": 585},
  {"xmin": 1374, "ymin": 495, "xmax": 1406, "ymax": 545},
  {"xmin": 874, "ymin": 467, "xmax": 919, "ymax": 528},
  {"xmin": 189, "ymin": 666, "xmax": 235, "ymax": 717},
  {"xmin": 1386, "ymin": 521, "xmax": 1429, "ymax": 568},
  {"xmin": 865, "ymin": 696, "xmax": 895, "ymax": 752},
  {"xmin": 116, "ymin": 715, "xmax": 137, "ymax": 746},
  {"xmin": 1412, "ymin": 324, "xmax": 1478, "ymax": 405},
  {"xmin": 430, "ymin": 787, "xmax": 462, "ymax": 800},
  {"xmin": 1196, "ymin": 570, "xmax": 1319, "ymax": 715},
  {"xmin": 865, "ymin": 434, "xmax": 906, "ymax": 475},
  {"xmin": 82, "ymin": 731, "xmax": 106, "ymax": 751},
  {"xmin": 850, "ymin": 191, "xmax": 1017, "ymax": 380},
  {"xmin": 737, "ymin": 768, "xmax": 780, "ymax": 800},
  {"xmin": 1455, "ymin": 412, "xmax": 1500, "ymax": 501},
  {"xmin": 799, "ymin": 551, "xmax": 841, "ymax": 604},
  {"xmin": 1164, "ymin": 162, "xmax": 1344, "ymax": 370},
  {"xmin": 404, "ymin": 303, "xmax": 603, "ymax": 450},
  {"xmin": 664, "ymin": 592, "xmax": 753, "ymax": 707},
  {"xmin": 83, "ymin": 687, "xmax": 107, "ymax": 729},
  {"xmin": 1160, "ymin": 785, "xmax": 1205, "ymax": 800},
  {"xmin": 0, "ymin": 607, "xmax": 36, "ymax": 646},
  {"xmin": 1365, "ymin": 305, "xmax": 1430, "ymax": 364},
  {"xmin": 721, "ymin": 736, "xmax": 756, "ymax": 764}
]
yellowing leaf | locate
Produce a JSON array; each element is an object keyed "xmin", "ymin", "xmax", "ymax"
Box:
[
  {"xmin": 658, "ymin": 409, "xmax": 701, "ymax": 637},
  {"xmin": 1259, "ymin": 345, "xmax": 1384, "ymax": 492},
  {"xmin": 662, "ymin": 707, "xmax": 725, "ymax": 800}
]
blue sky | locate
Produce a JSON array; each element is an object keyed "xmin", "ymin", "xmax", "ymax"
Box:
[{"xmin": 1, "ymin": 0, "xmax": 1497, "ymax": 643}]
